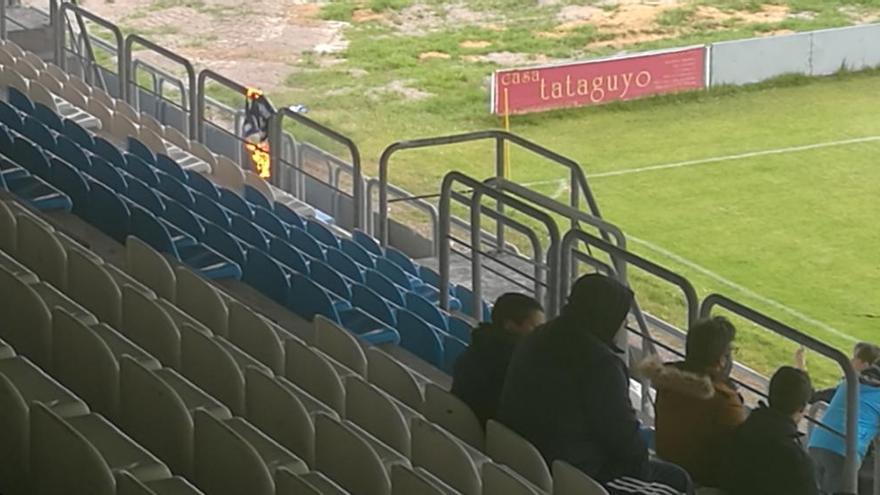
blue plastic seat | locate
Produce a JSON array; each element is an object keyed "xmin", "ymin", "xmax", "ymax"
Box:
[
  {"xmin": 244, "ymin": 184, "xmax": 271, "ymax": 210},
  {"xmin": 326, "ymin": 248, "xmax": 364, "ymax": 284},
  {"xmin": 12, "ymin": 137, "xmax": 51, "ymax": 179},
  {"xmin": 269, "ymin": 238, "xmax": 309, "ymax": 275},
  {"xmin": 290, "ymin": 227, "xmax": 325, "ymax": 261},
  {"xmin": 219, "ymin": 189, "xmax": 253, "ymax": 219},
  {"xmin": 385, "ymin": 247, "xmax": 420, "ymax": 276},
  {"xmin": 130, "ymin": 204, "xmax": 241, "ymax": 280},
  {"xmin": 63, "ymin": 119, "xmax": 94, "ymax": 151},
  {"xmin": 8, "ymin": 87, "xmax": 35, "ymax": 115},
  {"xmin": 306, "ymin": 219, "xmax": 339, "ymax": 248},
  {"xmin": 193, "ymin": 191, "xmax": 231, "ymax": 228},
  {"xmin": 340, "ymin": 237, "xmax": 375, "ymax": 268},
  {"xmin": 157, "ymin": 173, "xmax": 195, "ymax": 207},
  {"xmin": 48, "ymin": 157, "xmax": 89, "ymax": 215},
  {"xmin": 202, "ymin": 222, "xmax": 246, "ymax": 267},
  {"xmin": 88, "ymin": 156, "xmax": 127, "ymax": 193},
  {"xmin": 455, "ymin": 285, "xmax": 491, "ymax": 321},
  {"xmin": 154, "ymin": 154, "xmax": 186, "ymax": 182},
  {"xmin": 443, "ymin": 334, "xmax": 468, "ymax": 374},
  {"xmin": 353, "ymin": 230, "xmax": 383, "ymax": 257},
  {"xmin": 447, "ymin": 316, "xmax": 473, "ymax": 344},
  {"xmin": 160, "ymin": 198, "xmax": 204, "ymax": 240},
  {"xmin": 288, "ymin": 273, "xmax": 344, "ymax": 322},
  {"xmin": 124, "ymin": 153, "xmax": 159, "ymax": 187},
  {"xmin": 376, "ymin": 257, "xmax": 422, "ymax": 290},
  {"xmin": 364, "ymin": 269, "xmax": 404, "ymax": 307},
  {"xmin": 273, "ymin": 201, "xmax": 305, "ymax": 230},
  {"xmin": 310, "ymin": 259, "xmax": 351, "ymax": 300},
  {"xmin": 396, "ymin": 309, "xmax": 444, "ymax": 367},
  {"xmin": 185, "ymin": 170, "xmax": 220, "ymax": 201},
  {"xmin": 0, "ymin": 100, "xmax": 23, "ymax": 132},
  {"xmin": 405, "ymin": 292, "xmax": 448, "ymax": 333},
  {"xmin": 33, "ymin": 103, "xmax": 64, "ymax": 133},
  {"xmin": 231, "ymin": 213, "xmax": 269, "ymax": 252},
  {"xmin": 339, "ymin": 310, "xmax": 399, "ymax": 345},
  {"xmin": 2, "ymin": 168, "xmax": 72, "ymax": 211},
  {"xmin": 418, "ymin": 265, "xmax": 454, "ymax": 292},
  {"xmin": 93, "ymin": 137, "xmax": 127, "ymax": 169},
  {"xmin": 128, "ymin": 137, "xmax": 156, "ymax": 165},
  {"xmin": 253, "ymin": 206, "xmax": 288, "ymax": 240},
  {"xmin": 55, "ymin": 135, "xmax": 91, "ymax": 171},
  {"xmin": 351, "ymin": 283, "xmax": 396, "ymax": 327},
  {"xmin": 0, "ymin": 127, "xmax": 23, "ymax": 179},
  {"xmin": 124, "ymin": 177, "xmax": 165, "ymax": 216},
  {"xmin": 243, "ymin": 248, "xmax": 290, "ymax": 304},
  {"xmin": 23, "ymin": 115, "xmax": 56, "ymax": 152},
  {"xmin": 85, "ymin": 179, "xmax": 130, "ymax": 241}
]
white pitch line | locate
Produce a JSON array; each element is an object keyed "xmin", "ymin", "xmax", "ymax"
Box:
[{"xmin": 628, "ymin": 235, "xmax": 858, "ymax": 344}]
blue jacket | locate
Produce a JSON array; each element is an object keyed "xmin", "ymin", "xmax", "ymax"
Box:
[{"xmin": 808, "ymin": 365, "xmax": 880, "ymax": 461}]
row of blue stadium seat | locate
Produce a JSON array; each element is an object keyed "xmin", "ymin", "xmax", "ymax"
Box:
[{"xmin": 0, "ymin": 87, "xmax": 485, "ymax": 370}]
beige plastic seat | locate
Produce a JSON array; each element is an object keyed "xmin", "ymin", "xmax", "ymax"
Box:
[
  {"xmin": 285, "ymin": 337, "xmax": 346, "ymax": 415},
  {"xmin": 411, "ymin": 418, "xmax": 486, "ymax": 495},
  {"xmin": 1, "ymin": 68, "xmax": 28, "ymax": 95},
  {"xmin": 482, "ymin": 463, "xmax": 545, "ymax": 495},
  {"xmin": 0, "ymin": 267, "xmax": 52, "ymax": 366},
  {"xmin": 0, "ymin": 48, "xmax": 16, "ymax": 68},
  {"xmin": 0, "ymin": 201, "xmax": 16, "ymax": 254},
  {"xmin": 0, "ymin": 336, "xmax": 14, "ymax": 359},
  {"xmin": 45, "ymin": 63, "xmax": 69, "ymax": 83},
  {"xmin": 423, "ymin": 383, "xmax": 484, "ymax": 452},
  {"xmin": 0, "ymin": 247, "xmax": 38, "ymax": 283},
  {"xmin": 120, "ymin": 356, "xmax": 232, "ymax": 477},
  {"xmin": 89, "ymin": 86, "xmax": 115, "ymax": 109},
  {"xmin": 158, "ymin": 298, "xmax": 213, "ymax": 337},
  {"xmin": 551, "ymin": 461, "xmax": 608, "ymax": 495},
  {"xmin": 28, "ymin": 80, "xmax": 57, "ymax": 111},
  {"xmin": 193, "ymin": 409, "xmax": 308, "ymax": 495},
  {"xmin": 228, "ymin": 301, "xmax": 284, "ymax": 374},
  {"xmin": 1, "ymin": 40, "xmax": 25, "ymax": 59},
  {"xmin": 276, "ymin": 469, "xmax": 349, "ymax": 495},
  {"xmin": 22, "ymin": 51, "xmax": 47, "ymax": 71},
  {"xmin": 176, "ymin": 267, "xmax": 228, "ymax": 336},
  {"xmin": 367, "ymin": 348, "xmax": 424, "ymax": 410},
  {"xmin": 245, "ymin": 170, "xmax": 274, "ymax": 202},
  {"xmin": 16, "ymin": 213, "xmax": 67, "ymax": 289},
  {"xmin": 14, "ymin": 59, "xmax": 39, "ymax": 80},
  {"xmin": 315, "ymin": 316, "xmax": 367, "ymax": 376},
  {"xmin": 115, "ymin": 100, "xmax": 141, "ymax": 122},
  {"xmin": 112, "ymin": 112, "xmax": 140, "ymax": 141},
  {"xmin": 485, "ymin": 420, "xmax": 551, "ymax": 491},
  {"xmin": 0, "ymin": 356, "xmax": 89, "ymax": 494},
  {"xmin": 105, "ymin": 262, "xmax": 158, "ymax": 300},
  {"xmin": 164, "ymin": 126, "xmax": 191, "ymax": 151},
  {"xmin": 315, "ymin": 413, "xmax": 407, "ymax": 495},
  {"xmin": 37, "ymin": 71, "xmax": 64, "ymax": 95},
  {"xmin": 31, "ymin": 404, "xmax": 172, "ymax": 495},
  {"xmin": 51, "ymin": 308, "xmax": 160, "ymax": 419},
  {"xmin": 86, "ymin": 97, "xmax": 113, "ymax": 130},
  {"xmin": 60, "ymin": 82, "xmax": 89, "ymax": 109},
  {"xmin": 117, "ymin": 471, "xmax": 206, "ymax": 495},
  {"xmin": 345, "ymin": 374, "xmax": 413, "ymax": 456},
  {"xmin": 139, "ymin": 113, "xmax": 165, "ymax": 136},
  {"xmin": 31, "ymin": 280, "xmax": 98, "ymax": 326},
  {"xmin": 66, "ymin": 249, "xmax": 122, "ymax": 326},
  {"xmin": 212, "ymin": 156, "xmax": 246, "ymax": 192},
  {"xmin": 126, "ymin": 236, "xmax": 176, "ymax": 301},
  {"xmin": 66, "ymin": 74, "xmax": 93, "ymax": 97},
  {"xmin": 139, "ymin": 125, "xmax": 168, "ymax": 155},
  {"xmin": 391, "ymin": 464, "xmax": 459, "ymax": 495},
  {"xmin": 189, "ymin": 140, "xmax": 218, "ymax": 167},
  {"xmin": 244, "ymin": 366, "xmax": 325, "ymax": 466}
]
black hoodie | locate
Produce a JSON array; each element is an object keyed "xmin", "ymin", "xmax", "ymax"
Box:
[
  {"xmin": 722, "ymin": 405, "xmax": 820, "ymax": 495},
  {"xmin": 451, "ymin": 322, "xmax": 521, "ymax": 427},
  {"xmin": 497, "ymin": 274, "xmax": 642, "ymax": 483}
]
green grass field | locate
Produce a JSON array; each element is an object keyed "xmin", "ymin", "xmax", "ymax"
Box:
[{"xmin": 272, "ymin": 1, "xmax": 880, "ymax": 385}]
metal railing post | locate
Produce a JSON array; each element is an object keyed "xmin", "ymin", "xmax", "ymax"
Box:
[{"xmin": 56, "ymin": 4, "xmax": 124, "ymax": 96}]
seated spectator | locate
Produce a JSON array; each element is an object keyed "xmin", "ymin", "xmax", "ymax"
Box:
[
  {"xmin": 498, "ymin": 274, "xmax": 693, "ymax": 495},
  {"xmin": 451, "ymin": 292, "xmax": 544, "ymax": 426},
  {"xmin": 805, "ymin": 343, "xmax": 880, "ymax": 494},
  {"xmin": 638, "ymin": 316, "xmax": 747, "ymax": 488},
  {"xmin": 723, "ymin": 366, "xmax": 819, "ymax": 495}
]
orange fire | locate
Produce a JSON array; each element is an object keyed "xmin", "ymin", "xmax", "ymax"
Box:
[{"xmin": 245, "ymin": 140, "xmax": 271, "ymax": 179}]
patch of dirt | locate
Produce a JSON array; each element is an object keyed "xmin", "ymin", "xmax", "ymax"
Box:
[
  {"xmin": 462, "ymin": 51, "xmax": 559, "ymax": 67},
  {"xmin": 352, "ymin": 9, "xmax": 387, "ymax": 23},
  {"xmin": 393, "ymin": 2, "xmax": 500, "ymax": 36},
  {"xmin": 419, "ymin": 51, "xmax": 451, "ymax": 60},
  {"xmin": 459, "ymin": 40, "xmax": 491, "ymax": 49},
  {"xmin": 694, "ymin": 5, "xmax": 791, "ymax": 24},
  {"xmin": 760, "ymin": 29, "xmax": 795, "ymax": 37},
  {"xmin": 366, "ymin": 79, "xmax": 433, "ymax": 101},
  {"xmin": 80, "ymin": 0, "xmax": 348, "ymax": 92}
]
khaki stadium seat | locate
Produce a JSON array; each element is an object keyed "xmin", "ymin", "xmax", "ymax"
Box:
[
  {"xmin": 367, "ymin": 348, "xmax": 424, "ymax": 410},
  {"xmin": 66, "ymin": 248, "xmax": 123, "ymax": 327},
  {"xmin": 122, "ymin": 286, "xmax": 181, "ymax": 368},
  {"xmin": 116, "ymin": 471, "xmax": 206, "ymax": 495},
  {"xmin": 551, "ymin": 461, "xmax": 608, "ymax": 495},
  {"xmin": 486, "ymin": 420, "xmax": 551, "ymax": 491},
  {"xmin": 16, "ymin": 213, "xmax": 67, "ymax": 290},
  {"xmin": 285, "ymin": 337, "xmax": 348, "ymax": 415},
  {"xmin": 423, "ymin": 383, "xmax": 484, "ymax": 452},
  {"xmin": 228, "ymin": 301, "xmax": 285, "ymax": 374},
  {"xmin": 345, "ymin": 374, "xmax": 415, "ymax": 456},
  {"xmin": 276, "ymin": 469, "xmax": 349, "ymax": 495},
  {"xmin": 390, "ymin": 464, "xmax": 458, "ymax": 495},
  {"xmin": 481, "ymin": 463, "xmax": 545, "ymax": 495},
  {"xmin": 314, "ymin": 316, "xmax": 367, "ymax": 376},
  {"xmin": 175, "ymin": 267, "xmax": 228, "ymax": 336},
  {"xmin": 126, "ymin": 236, "xmax": 177, "ymax": 301},
  {"xmin": 0, "ymin": 267, "xmax": 53, "ymax": 367},
  {"xmin": 411, "ymin": 417, "xmax": 489, "ymax": 495}
]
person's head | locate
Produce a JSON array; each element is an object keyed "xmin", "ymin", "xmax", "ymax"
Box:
[
  {"xmin": 851, "ymin": 342, "xmax": 880, "ymax": 373},
  {"xmin": 684, "ymin": 316, "xmax": 737, "ymax": 379},
  {"xmin": 768, "ymin": 366, "xmax": 813, "ymax": 422},
  {"xmin": 563, "ymin": 274, "xmax": 634, "ymax": 344},
  {"xmin": 491, "ymin": 293, "xmax": 544, "ymax": 336}
]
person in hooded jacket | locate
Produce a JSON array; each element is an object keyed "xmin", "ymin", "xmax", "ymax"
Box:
[
  {"xmin": 451, "ymin": 293, "xmax": 545, "ymax": 427},
  {"xmin": 637, "ymin": 316, "xmax": 747, "ymax": 488},
  {"xmin": 807, "ymin": 348, "xmax": 880, "ymax": 494},
  {"xmin": 497, "ymin": 273, "xmax": 693, "ymax": 494},
  {"xmin": 723, "ymin": 366, "xmax": 820, "ymax": 495}
]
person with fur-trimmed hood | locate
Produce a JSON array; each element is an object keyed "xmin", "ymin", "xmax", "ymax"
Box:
[{"xmin": 637, "ymin": 316, "xmax": 747, "ymax": 488}]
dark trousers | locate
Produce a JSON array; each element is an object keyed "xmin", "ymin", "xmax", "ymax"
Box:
[
  {"xmin": 605, "ymin": 459, "xmax": 694, "ymax": 494},
  {"xmin": 646, "ymin": 459, "xmax": 695, "ymax": 495}
]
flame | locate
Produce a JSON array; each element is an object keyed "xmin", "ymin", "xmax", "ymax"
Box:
[
  {"xmin": 246, "ymin": 87, "xmax": 263, "ymax": 100},
  {"xmin": 245, "ymin": 140, "xmax": 271, "ymax": 179}
]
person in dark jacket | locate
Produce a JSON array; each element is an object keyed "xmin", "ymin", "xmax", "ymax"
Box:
[
  {"xmin": 722, "ymin": 366, "xmax": 820, "ymax": 495},
  {"xmin": 497, "ymin": 274, "xmax": 693, "ymax": 494},
  {"xmin": 451, "ymin": 293, "xmax": 544, "ymax": 427}
]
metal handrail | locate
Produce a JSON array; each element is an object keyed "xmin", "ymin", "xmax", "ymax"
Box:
[
  {"xmin": 378, "ymin": 130, "xmax": 605, "ymax": 250},
  {"xmin": 55, "ymin": 3, "xmax": 124, "ymax": 96},
  {"xmin": 195, "ymin": 68, "xmax": 247, "ymax": 144},
  {"xmin": 366, "ymin": 177, "xmax": 439, "ymax": 253},
  {"xmin": 700, "ymin": 294, "xmax": 859, "ymax": 494},
  {"xmin": 439, "ymin": 172, "xmax": 561, "ymax": 318},
  {"xmin": 123, "ymin": 34, "xmax": 196, "ymax": 136},
  {"xmin": 268, "ymin": 108, "xmax": 363, "ymax": 230}
]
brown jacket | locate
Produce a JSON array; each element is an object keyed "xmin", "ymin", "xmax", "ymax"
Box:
[{"xmin": 637, "ymin": 356, "xmax": 747, "ymax": 488}]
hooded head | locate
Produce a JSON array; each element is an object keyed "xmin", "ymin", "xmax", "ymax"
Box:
[{"xmin": 561, "ymin": 273, "xmax": 634, "ymax": 346}]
